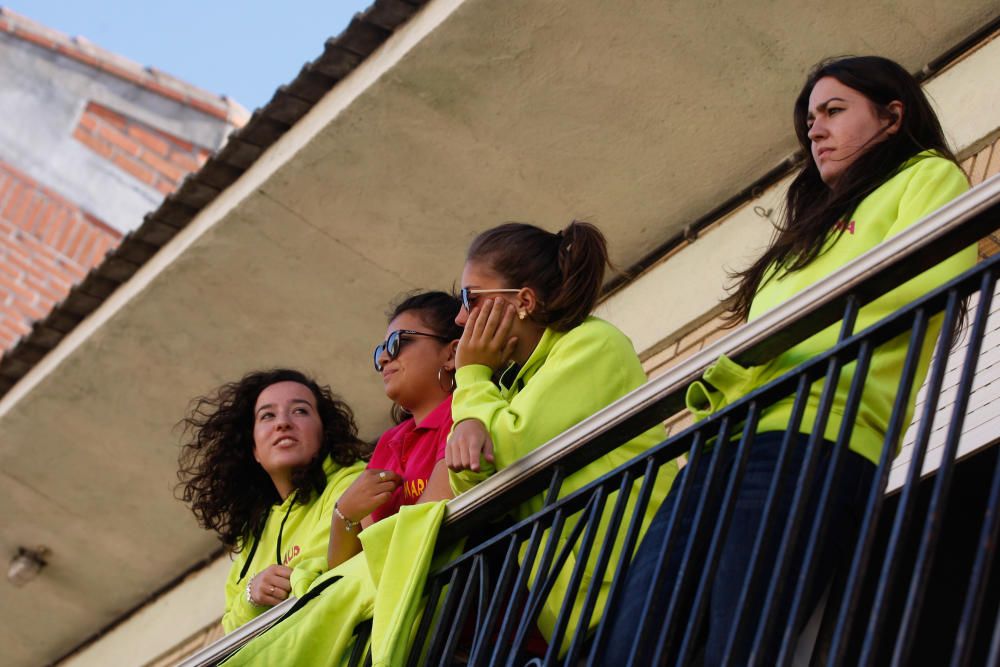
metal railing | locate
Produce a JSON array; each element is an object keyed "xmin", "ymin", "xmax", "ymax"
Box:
[
  {"xmin": 183, "ymin": 173, "xmax": 1000, "ymax": 666},
  {"xmin": 403, "ymin": 173, "xmax": 1000, "ymax": 667}
]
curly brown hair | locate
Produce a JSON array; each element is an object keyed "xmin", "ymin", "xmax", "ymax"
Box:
[{"xmin": 177, "ymin": 369, "xmax": 371, "ymax": 549}]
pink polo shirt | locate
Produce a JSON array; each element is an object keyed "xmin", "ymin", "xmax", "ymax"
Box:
[{"xmin": 368, "ymin": 395, "xmax": 452, "ymax": 523}]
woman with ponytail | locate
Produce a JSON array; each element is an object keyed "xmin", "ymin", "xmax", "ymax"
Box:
[
  {"xmin": 605, "ymin": 55, "xmax": 977, "ymax": 664},
  {"xmin": 447, "ymin": 220, "xmax": 678, "ymax": 650}
]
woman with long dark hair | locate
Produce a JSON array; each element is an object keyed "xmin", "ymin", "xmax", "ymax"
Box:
[
  {"xmin": 177, "ymin": 369, "xmax": 368, "ymax": 632},
  {"xmin": 326, "ymin": 291, "xmax": 462, "ymax": 568},
  {"xmin": 447, "ymin": 220, "xmax": 679, "ymax": 652},
  {"xmin": 604, "ymin": 56, "xmax": 977, "ymax": 664}
]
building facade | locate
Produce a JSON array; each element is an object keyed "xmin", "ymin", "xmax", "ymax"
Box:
[
  {"xmin": 0, "ymin": 1, "xmax": 996, "ymax": 664},
  {"xmin": 0, "ymin": 8, "xmax": 246, "ymax": 352}
]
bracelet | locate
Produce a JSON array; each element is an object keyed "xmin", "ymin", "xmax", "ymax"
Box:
[
  {"xmin": 334, "ymin": 502, "xmax": 362, "ymax": 534},
  {"xmin": 245, "ymin": 575, "xmax": 260, "ymax": 607}
]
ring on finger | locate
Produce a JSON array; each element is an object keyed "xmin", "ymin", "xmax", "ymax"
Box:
[
  {"xmin": 378, "ymin": 471, "xmax": 387, "ymax": 481},
  {"xmin": 270, "ymin": 585, "xmax": 275, "ymax": 594}
]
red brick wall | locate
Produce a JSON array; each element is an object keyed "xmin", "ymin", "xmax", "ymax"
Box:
[
  {"xmin": 962, "ymin": 135, "xmax": 1000, "ymax": 259},
  {"xmin": 73, "ymin": 101, "xmax": 211, "ymax": 196},
  {"xmin": 0, "ymin": 161, "xmax": 121, "ymax": 351},
  {"xmin": 1, "ymin": 103, "xmax": 215, "ymax": 355}
]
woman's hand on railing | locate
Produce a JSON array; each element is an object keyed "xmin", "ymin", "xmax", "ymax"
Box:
[
  {"xmin": 249, "ymin": 564, "xmax": 292, "ymax": 607},
  {"xmin": 446, "ymin": 419, "xmax": 495, "ymax": 472},
  {"xmin": 337, "ymin": 469, "xmax": 402, "ymax": 523},
  {"xmin": 456, "ymin": 299, "xmax": 518, "ymax": 371}
]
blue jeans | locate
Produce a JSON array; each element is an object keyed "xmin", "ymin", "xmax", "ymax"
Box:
[{"xmin": 600, "ymin": 431, "xmax": 875, "ymax": 666}]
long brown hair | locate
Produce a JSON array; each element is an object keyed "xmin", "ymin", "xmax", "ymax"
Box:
[
  {"xmin": 467, "ymin": 221, "xmax": 610, "ymax": 331},
  {"xmin": 724, "ymin": 56, "xmax": 959, "ymax": 324}
]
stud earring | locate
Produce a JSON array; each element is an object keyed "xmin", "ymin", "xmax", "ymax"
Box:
[{"xmin": 517, "ymin": 308, "xmax": 527, "ymax": 320}]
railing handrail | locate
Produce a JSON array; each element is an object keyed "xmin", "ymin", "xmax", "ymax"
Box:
[
  {"xmin": 176, "ymin": 597, "xmax": 297, "ymax": 667},
  {"xmin": 441, "ymin": 172, "xmax": 1000, "ymax": 536}
]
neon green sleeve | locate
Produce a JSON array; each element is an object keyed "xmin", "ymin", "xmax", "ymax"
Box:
[
  {"xmin": 888, "ymin": 157, "xmax": 969, "ymax": 238},
  {"xmin": 451, "ymin": 322, "xmax": 646, "ymax": 473},
  {"xmin": 291, "ymin": 459, "xmax": 367, "ymax": 596},
  {"xmin": 222, "ymin": 549, "xmax": 263, "ymax": 634},
  {"xmin": 878, "ymin": 159, "xmax": 974, "ymax": 305}
]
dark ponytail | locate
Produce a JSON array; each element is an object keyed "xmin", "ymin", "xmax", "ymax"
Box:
[{"xmin": 467, "ymin": 221, "xmax": 610, "ymax": 331}]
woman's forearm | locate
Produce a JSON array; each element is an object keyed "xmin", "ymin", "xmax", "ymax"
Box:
[{"xmin": 326, "ymin": 516, "xmax": 363, "ymax": 569}]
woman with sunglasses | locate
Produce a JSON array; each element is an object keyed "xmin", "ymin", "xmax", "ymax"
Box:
[
  {"xmin": 447, "ymin": 220, "xmax": 679, "ymax": 651},
  {"xmin": 326, "ymin": 291, "xmax": 461, "ymax": 569},
  {"xmin": 604, "ymin": 56, "xmax": 978, "ymax": 664}
]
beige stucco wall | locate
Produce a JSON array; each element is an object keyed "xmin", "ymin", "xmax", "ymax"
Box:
[{"xmin": 59, "ymin": 557, "xmax": 229, "ymax": 667}]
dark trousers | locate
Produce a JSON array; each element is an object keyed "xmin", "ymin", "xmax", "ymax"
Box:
[{"xmin": 600, "ymin": 431, "xmax": 876, "ymax": 666}]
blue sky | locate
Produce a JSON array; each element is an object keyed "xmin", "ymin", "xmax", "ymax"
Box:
[{"xmin": 11, "ymin": 0, "xmax": 373, "ymax": 111}]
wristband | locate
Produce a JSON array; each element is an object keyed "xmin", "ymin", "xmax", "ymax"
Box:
[
  {"xmin": 334, "ymin": 501, "xmax": 362, "ymax": 534},
  {"xmin": 246, "ymin": 575, "xmax": 261, "ymax": 607}
]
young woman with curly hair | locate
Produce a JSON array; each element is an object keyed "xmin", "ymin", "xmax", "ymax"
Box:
[
  {"xmin": 327, "ymin": 291, "xmax": 462, "ymax": 569},
  {"xmin": 177, "ymin": 368, "xmax": 368, "ymax": 632}
]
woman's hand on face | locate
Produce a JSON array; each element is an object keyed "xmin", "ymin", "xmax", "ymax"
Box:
[
  {"xmin": 456, "ymin": 298, "xmax": 518, "ymax": 371},
  {"xmin": 336, "ymin": 469, "xmax": 402, "ymax": 523},
  {"xmin": 446, "ymin": 419, "xmax": 494, "ymax": 472},
  {"xmin": 249, "ymin": 564, "xmax": 292, "ymax": 607}
]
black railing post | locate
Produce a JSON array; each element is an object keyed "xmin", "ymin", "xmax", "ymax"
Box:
[
  {"xmin": 949, "ymin": 431, "xmax": 1000, "ymax": 667},
  {"xmin": 891, "ymin": 271, "xmax": 997, "ymax": 667},
  {"xmin": 424, "ymin": 566, "xmax": 471, "ymax": 664},
  {"xmin": 647, "ymin": 417, "xmax": 733, "ymax": 664},
  {"xmin": 720, "ymin": 374, "xmax": 811, "ymax": 666},
  {"xmin": 775, "ymin": 339, "xmax": 874, "ymax": 665},
  {"xmin": 543, "ymin": 487, "xmax": 609, "ymax": 662},
  {"xmin": 488, "ymin": 521, "xmax": 549, "ymax": 666},
  {"xmin": 749, "ymin": 353, "xmax": 848, "ymax": 663},
  {"xmin": 824, "ymin": 308, "xmax": 930, "ymax": 666},
  {"xmin": 674, "ymin": 403, "xmax": 761, "ymax": 666},
  {"xmin": 858, "ymin": 289, "xmax": 963, "ymax": 666},
  {"xmin": 440, "ymin": 555, "xmax": 486, "ymax": 664},
  {"xmin": 505, "ymin": 507, "xmax": 568, "ymax": 665},
  {"xmin": 467, "ymin": 534, "xmax": 522, "ymax": 665},
  {"xmin": 586, "ymin": 455, "xmax": 667, "ymax": 664}
]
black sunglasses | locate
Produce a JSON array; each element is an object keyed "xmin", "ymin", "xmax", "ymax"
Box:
[
  {"xmin": 459, "ymin": 287, "xmax": 522, "ymax": 312},
  {"xmin": 373, "ymin": 329, "xmax": 450, "ymax": 372}
]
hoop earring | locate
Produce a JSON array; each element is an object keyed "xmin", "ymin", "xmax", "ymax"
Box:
[{"xmin": 438, "ymin": 366, "xmax": 456, "ymax": 393}]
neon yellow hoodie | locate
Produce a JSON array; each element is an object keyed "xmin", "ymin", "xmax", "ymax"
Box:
[
  {"xmin": 222, "ymin": 457, "xmax": 366, "ymax": 633},
  {"xmin": 686, "ymin": 152, "xmax": 976, "ymax": 463},
  {"xmin": 450, "ymin": 316, "xmax": 678, "ymax": 650},
  {"xmin": 221, "ymin": 501, "xmax": 449, "ymax": 667}
]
